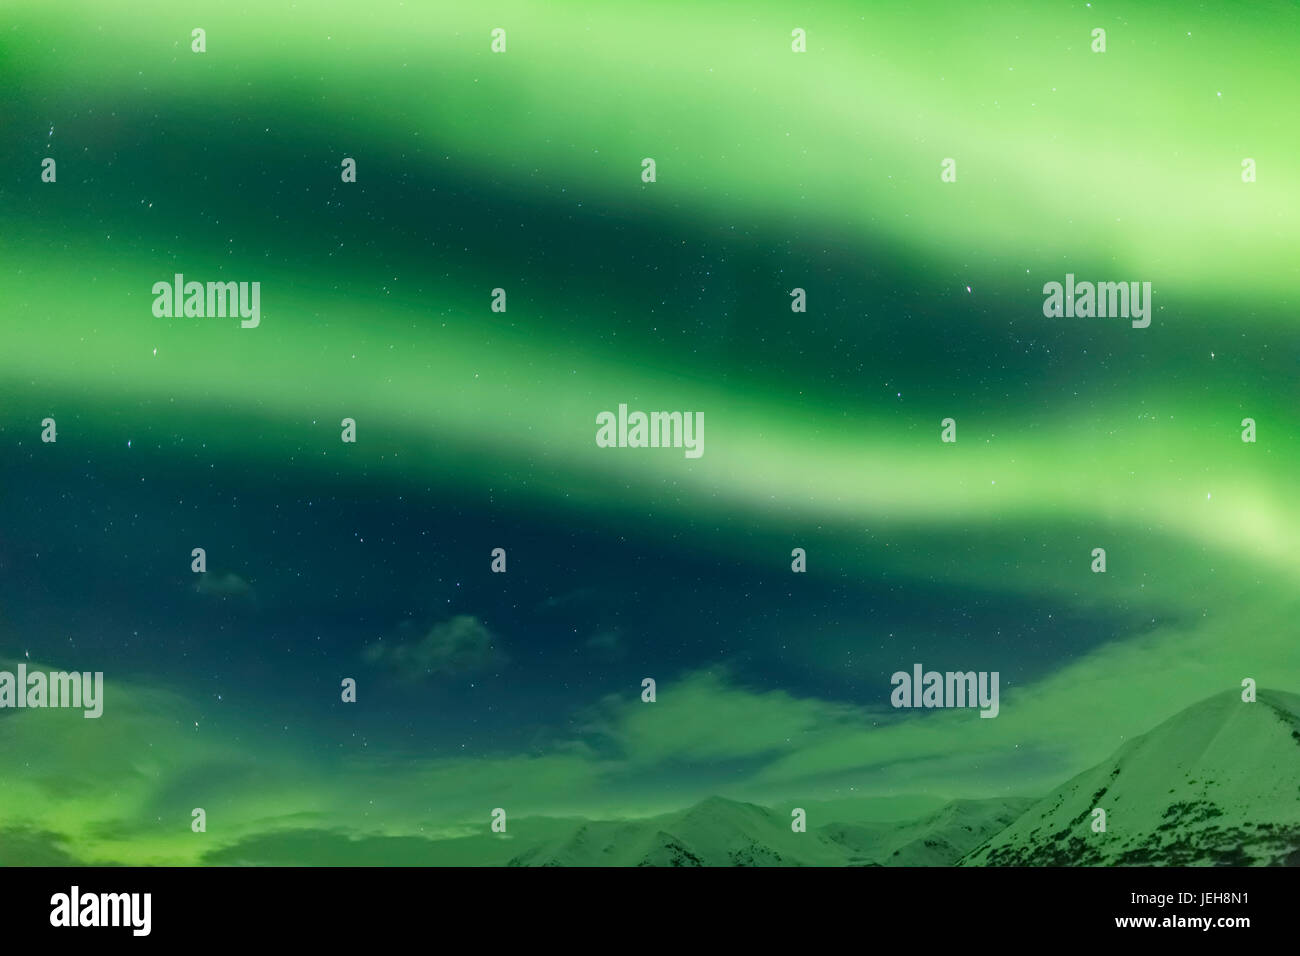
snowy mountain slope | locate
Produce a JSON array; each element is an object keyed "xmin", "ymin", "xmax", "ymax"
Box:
[
  {"xmin": 508, "ymin": 796, "xmax": 848, "ymax": 866},
  {"xmin": 508, "ymin": 795, "xmax": 1028, "ymax": 867},
  {"xmin": 961, "ymin": 688, "xmax": 1300, "ymax": 866},
  {"xmin": 835, "ymin": 798, "xmax": 1033, "ymax": 866}
]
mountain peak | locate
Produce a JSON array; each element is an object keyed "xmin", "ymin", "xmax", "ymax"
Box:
[{"xmin": 962, "ymin": 687, "xmax": 1300, "ymax": 866}]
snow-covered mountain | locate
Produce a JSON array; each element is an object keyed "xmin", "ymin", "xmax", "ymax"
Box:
[
  {"xmin": 961, "ymin": 688, "xmax": 1300, "ymax": 866},
  {"xmin": 823, "ymin": 798, "xmax": 1032, "ymax": 866},
  {"xmin": 507, "ymin": 795, "xmax": 1028, "ymax": 867},
  {"xmin": 508, "ymin": 796, "xmax": 844, "ymax": 866},
  {"xmin": 503, "ymin": 689, "xmax": 1300, "ymax": 866}
]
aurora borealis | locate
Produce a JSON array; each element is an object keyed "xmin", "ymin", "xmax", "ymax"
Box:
[{"xmin": 1, "ymin": 0, "xmax": 1298, "ymax": 865}]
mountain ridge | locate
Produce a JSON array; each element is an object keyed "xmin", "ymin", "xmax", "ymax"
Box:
[
  {"xmin": 497, "ymin": 688, "xmax": 1300, "ymax": 866},
  {"xmin": 960, "ymin": 688, "xmax": 1300, "ymax": 866},
  {"xmin": 507, "ymin": 793, "xmax": 1029, "ymax": 867}
]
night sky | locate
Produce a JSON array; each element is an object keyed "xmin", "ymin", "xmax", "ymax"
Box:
[{"xmin": 1, "ymin": 0, "xmax": 1297, "ymax": 864}]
